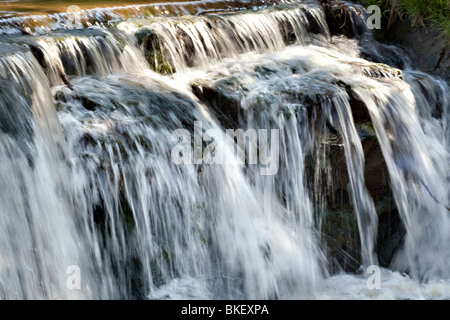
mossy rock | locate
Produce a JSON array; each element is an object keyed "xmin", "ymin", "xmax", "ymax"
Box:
[{"xmin": 135, "ymin": 28, "xmax": 174, "ymax": 74}]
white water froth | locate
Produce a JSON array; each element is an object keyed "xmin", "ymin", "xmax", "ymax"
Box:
[{"xmin": 321, "ymin": 270, "xmax": 450, "ymax": 300}]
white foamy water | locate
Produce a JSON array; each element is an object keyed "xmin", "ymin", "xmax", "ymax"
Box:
[{"xmin": 320, "ymin": 269, "xmax": 450, "ymax": 300}]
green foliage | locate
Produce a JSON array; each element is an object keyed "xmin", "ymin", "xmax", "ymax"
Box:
[
  {"xmin": 401, "ymin": 0, "xmax": 450, "ymax": 35},
  {"xmin": 358, "ymin": 0, "xmax": 450, "ymax": 37}
]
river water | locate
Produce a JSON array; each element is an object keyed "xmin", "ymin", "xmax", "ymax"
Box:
[{"xmin": 0, "ymin": 0, "xmax": 448, "ymax": 299}]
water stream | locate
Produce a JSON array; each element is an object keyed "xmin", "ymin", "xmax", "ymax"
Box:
[{"xmin": 0, "ymin": 0, "xmax": 448, "ymax": 299}]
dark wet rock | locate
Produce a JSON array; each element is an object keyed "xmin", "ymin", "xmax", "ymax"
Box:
[
  {"xmin": 52, "ymin": 77, "xmax": 211, "ymax": 299},
  {"xmin": 0, "ymin": 76, "xmax": 36, "ymax": 166},
  {"xmin": 382, "ymin": 18, "xmax": 450, "ymax": 84},
  {"xmin": 321, "ymin": 193, "xmax": 404, "ymax": 272},
  {"xmin": 78, "ymin": 96, "xmax": 102, "ymax": 111},
  {"xmin": 0, "ymin": 79, "xmax": 34, "ymax": 140},
  {"xmin": 304, "ymin": 9, "xmax": 325, "ymax": 35},
  {"xmin": 409, "ymin": 73, "xmax": 446, "ymax": 119},
  {"xmin": 277, "ymin": 13, "xmax": 302, "ymax": 44},
  {"xmin": 135, "ymin": 27, "xmax": 174, "ymax": 74},
  {"xmin": 176, "ymin": 27, "xmax": 197, "ymax": 67},
  {"xmin": 376, "ymin": 207, "xmax": 405, "ymax": 267},
  {"xmin": 335, "ymin": 80, "xmax": 371, "ymax": 123},
  {"xmin": 28, "ymin": 43, "xmax": 74, "ymax": 89},
  {"xmin": 192, "ymin": 78, "xmax": 244, "ymax": 128},
  {"xmin": 49, "ymin": 29, "xmax": 127, "ymax": 77},
  {"xmin": 361, "ymin": 128, "xmax": 390, "ymax": 200},
  {"xmin": 359, "ymin": 40, "xmax": 409, "ymax": 70},
  {"xmin": 0, "ymin": 46, "xmax": 40, "ymax": 165},
  {"xmin": 320, "ymin": 0, "xmax": 366, "ymax": 39},
  {"xmin": 192, "ymin": 64, "xmax": 400, "ymax": 129},
  {"xmin": 56, "ymin": 77, "xmax": 200, "ymax": 132},
  {"xmin": 321, "ymin": 208, "xmax": 362, "ymax": 272},
  {"xmin": 29, "ymin": 44, "xmax": 47, "ymax": 69},
  {"xmin": 192, "ymin": 70, "xmax": 404, "ymax": 272},
  {"xmin": 316, "ymin": 128, "xmax": 401, "ymax": 272},
  {"xmin": 318, "ymin": 105, "xmax": 402, "ymax": 272}
]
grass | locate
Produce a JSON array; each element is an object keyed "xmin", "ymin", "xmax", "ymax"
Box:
[{"xmin": 358, "ymin": 0, "xmax": 450, "ymax": 37}]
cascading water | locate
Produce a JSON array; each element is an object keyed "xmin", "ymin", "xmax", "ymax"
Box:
[{"xmin": 0, "ymin": 0, "xmax": 448, "ymax": 300}]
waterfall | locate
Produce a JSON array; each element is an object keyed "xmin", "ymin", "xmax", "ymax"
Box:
[
  {"xmin": 0, "ymin": 0, "xmax": 285, "ymax": 36},
  {"xmin": 0, "ymin": 0, "xmax": 448, "ymax": 299},
  {"xmin": 121, "ymin": 3, "xmax": 329, "ymax": 72}
]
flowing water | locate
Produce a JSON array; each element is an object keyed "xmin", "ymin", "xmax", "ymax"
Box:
[{"xmin": 0, "ymin": 0, "xmax": 448, "ymax": 299}]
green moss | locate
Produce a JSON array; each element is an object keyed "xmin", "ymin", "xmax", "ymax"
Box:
[{"xmin": 135, "ymin": 28, "xmax": 174, "ymax": 74}]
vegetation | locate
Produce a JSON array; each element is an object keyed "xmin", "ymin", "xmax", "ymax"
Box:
[{"xmin": 358, "ymin": 0, "xmax": 450, "ymax": 37}]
